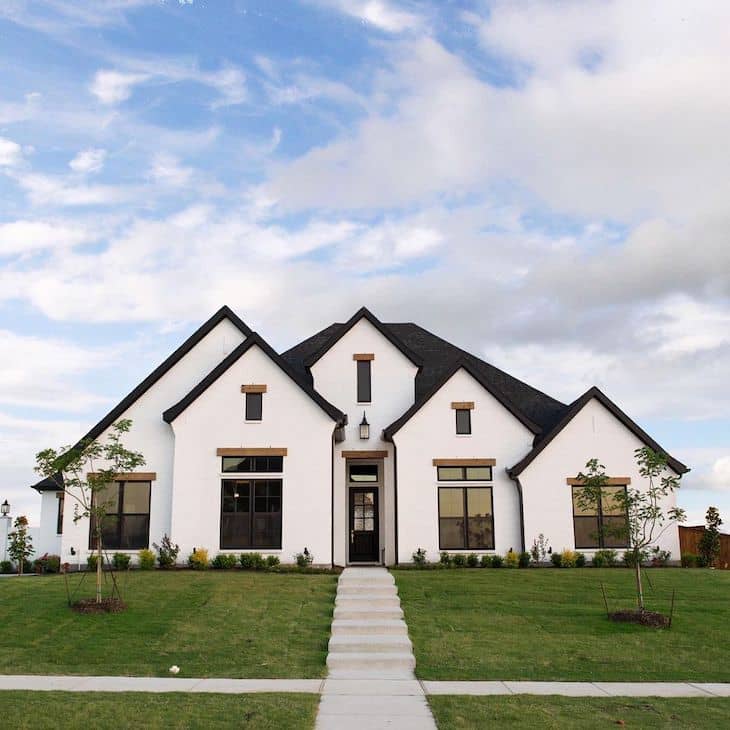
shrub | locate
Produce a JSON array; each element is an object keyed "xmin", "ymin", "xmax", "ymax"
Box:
[
  {"xmin": 188, "ymin": 548, "xmax": 209, "ymax": 570},
  {"xmin": 518, "ymin": 551, "xmax": 531, "ymax": 568},
  {"xmin": 529, "ymin": 534, "xmax": 550, "ymax": 564},
  {"xmin": 575, "ymin": 552, "xmax": 586, "ymax": 568},
  {"xmin": 138, "ymin": 549, "xmax": 155, "ymax": 570},
  {"xmin": 698, "ymin": 506, "xmax": 723, "ymax": 568},
  {"xmin": 153, "ymin": 534, "xmax": 180, "ymax": 569},
  {"xmin": 550, "ymin": 552, "xmax": 562, "ymax": 568},
  {"xmin": 466, "ymin": 553, "xmax": 479, "ymax": 568},
  {"xmin": 34, "ymin": 553, "xmax": 61, "ymax": 574},
  {"xmin": 480, "ymin": 554, "xmax": 492, "ymax": 568},
  {"xmin": 87, "ymin": 553, "xmax": 102, "ymax": 571},
  {"xmin": 265, "ymin": 555, "xmax": 280, "ymax": 570},
  {"xmin": 491, "ymin": 554, "xmax": 504, "ymax": 568},
  {"xmin": 559, "ymin": 549, "xmax": 579, "ymax": 568},
  {"xmin": 240, "ymin": 552, "xmax": 265, "ymax": 570},
  {"xmin": 502, "ymin": 550, "xmax": 518, "ymax": 568},
  {"xmin": 1, "ymin": 560, "xmax": 13, "ymax": 574},
  {"xmin": 112, "ymin": 552, "xmax": 131, "ymax": 570},
  {"xmin": 439, "ymin": 551, "xmax": 452, "ymax": 567},
  {"xmin": 212, "ymin": 553, "xmax": 238, "ymax": 569},
  {"xmin": 650, "ymin": 547, "xmax": 671, "ymax": 567},
  {"xmin": 681, "ymin": 552, "xmax": 698, "ymax": 568},
  {"xmin": 412, "ymin": 548, "xmax": 428, "ymax": 567},
  {"xmin": 452, "ymin": 553, "xmax": 466, "ymax": 568},
  {"xmin": 295, "ymin": 548, "xmax": 313, "ymax": 569},
  {"xmin": 623, "ymin": 549, "xmax": 649, "ymax": 568},
  {"xmin": 592, "ymin": 549, "xmax": 618, "ymax": 568}
]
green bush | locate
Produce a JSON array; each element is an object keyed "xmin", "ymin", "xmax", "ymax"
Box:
[
  {"xmin": 34, "ymin": 553, "xmax": 61, "ymax": 574},
  {"xmin": 559, "ymin": 549, "xmax": 579, "ymax": 568},
  {"xmin": 504, "ymin": 550, "xmax": 519, "ymax": 568},
  {"xmin": 188, "ymin": 548, "xmax": 210, "ymax": 570},
  {"xmin": 452, "ymin": 553, "xmax": 466, "ymax": 568},
  {"xmin": 265, "ymin": 555, "xmax": 280, "ymax": 570},
  {"xmin": 212, "ymin": 553, "xmax": 238, "ymax": 569},
  {"xmin": 592, "ymin": 549, "xmax": 618, "ymax": 567},
  {"xmin": 412, "ymin": 548, "xmax": 428, "ymax": 567},
  {"xmin": 623, "ymin": 549, "xmax": 648, "ymax": 568},
  {"xmin": 112, "ymin": 552, "xmax": 131, "ymax": 570},
  {"xmin": 138, "ymin": 549, "xmax": 155, "ymax": 570},
  {"xmin": 295, "ymin": 548, "xmax": 313, "ymax": 569},
  {"xmin": 518, "ymin": 551, "xmax": 531, "ymax": 568},
  {"xmin": 240, "ymin": 552, "xmax": 265, "ymax": 570},
  {"xmin": 1, "ymin": 560, "xmax": 13, "ymax": 574},
  {"xmin": 650, "ymin": 547, "xmax": 671, "ymax": 566},
  {"xmin": 153, "ymin": 534, "xmax": 180, "ymax": 569},
  {"xmin": 575, "ymin": 552, "xmax": 586, "ymax": 568},
  {"xmin": 491, "ymin": 554, "xmax": 503, "ymax": 568},
  {"xmin": 480, "ymin": 554, "xmax": 492, "ymax": 568},
  {"xmin": 466, "ymin": 553, "xmax": 479, "ymax": 568},
  {"xmin": 550, "ymin": 552, "xmax": 562, "ymax": 568},
  {"xmin": 681, "ymin": 552, "xmax": 698, "ymax": 568},
  {"xmin": 439, "ymin": 551, "xmax": 452, "ymax": 567},
  {"xmin": 87, "ymin": 553, "xmax": 103, "ymax": 571}
]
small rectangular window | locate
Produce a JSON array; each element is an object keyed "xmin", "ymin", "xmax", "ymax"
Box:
[
  {"xmin": 437, "ymin": 465, "xmax": 492, "ymax": 481},
  {"xmin": 349, "ymin": 464, "xmax": 378, "ymax": 482},
  {"xmin": 245, "ymin": 392, "xmax": 263, "ymax": 421},
  {"xmin": 222, "ymin": 456, "xmax": 283, "ymax": 473},
  {"xmin": 56, "ymin": 492, "xmax": 64, "ymax": 535},
  {"xmin": 455, "ymin": 408, "xmax": 471, "ymax": 435},
  {"xmin": 357, "ymin": 360, "xmax": 371, "ymax": 403}
]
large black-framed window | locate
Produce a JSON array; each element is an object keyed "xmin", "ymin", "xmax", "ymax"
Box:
[
  {"xmin": 438, "ymin": 487, "xmax": 494, "ymax": 550},
  {"xmin": 572, "ymin": 485, "xmax": 628, "ymax": 548},
  {"xmin": 56, "ymin": 492, "xmax": 64, "ymax": 535},
  {"xmin": 245, "ymin": 392, "xmax": 263, "ymax": 421},
  {"xmin": 455, "ymin": 409, "xmax": 471, "ymax": 435},
  {"xmin": 89, "ymin": 481, "xmax": 151, "ymax": 550},
  {"xmin": 357, "ymin": 360, "xmax": 371, "ymax": 403},
  {"xmin": 221, "ymin": 479, "xmax": 282, "ymax": 549},
  {"xmin": 222, "ymin": 455, "xmax": 283, "ymax": 473}
]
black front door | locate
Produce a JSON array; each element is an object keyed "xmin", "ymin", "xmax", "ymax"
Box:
[{"xmin": 349, "ymin": 487, "xmax": 379, "ymax": 562}]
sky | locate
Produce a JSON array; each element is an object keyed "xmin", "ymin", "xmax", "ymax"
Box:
[{"xmin": 0, "ymin": 0, "xmax": 728, "ymax": 530}]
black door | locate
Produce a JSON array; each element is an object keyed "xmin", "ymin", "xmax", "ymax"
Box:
[{"xmin": 349, "ymin": 487, "xmax": 379, "ymax": 562}]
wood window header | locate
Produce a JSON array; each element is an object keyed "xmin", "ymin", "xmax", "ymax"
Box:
[
  {"xmin": 217, "ymin": 447, "xmax": 288, "ymax": 457},
  {"xmin": 451, "ymin": 401, "xmax": 474, "ymax": 410},
  {"xmin": 342, "ymin": 450, "xmax": 388, "ymax": 459},
  {"xmin": 432, "ymin": 458, "xmax": 496, "ymax": 467},
  {"xmin": 353, "ymin": 353, "xmax": 375, "ymax": 361},
  {"xmin": 567, "ymin": 477, "xmax": 631, "ymax": 486},
  {"xmin": 87, "ymin": 472, "xmax": 157, "ymax": 481},
  {"xmin": 241, "ymin": 384, "xmax": 267, "ymax": 393}
]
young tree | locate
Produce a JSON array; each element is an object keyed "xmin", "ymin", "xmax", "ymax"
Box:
[
  {"xmin": 698, "ymin": 506, "xmax": 723, "ymax": 567},
  {"xmin": 35, "ymin": 419, "xmax": 145, "ymax": 605},
  {"xmin": 7, "ymin": 515, "xmax": 34, "ymax": 575},
  {"xmin": 576, "ymin": 447, "xmax": 685, "ymax": 611}
]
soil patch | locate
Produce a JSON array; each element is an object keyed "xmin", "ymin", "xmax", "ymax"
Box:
[
  {"xmin": 609, "ymin": 609, "xmax": 670, "ymax": 628},
  {"xmin": 71, "ymin": 598, "xmax": 126, "ymax": 614}
]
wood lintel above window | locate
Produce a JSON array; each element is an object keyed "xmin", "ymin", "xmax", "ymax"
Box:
[
  {"xmin": 217, "ymin": 447, "xmax": 288, "ymax": 457},
  {"xmin": 432, "ymin": 458, "xmax": 496, "ymax": 467},
  {"xmin": 342, "ymin": 450, "xmax": 388, "ymax": 459},
  {"xmin": 87, "ymin": 472, "xmax": 157, "ymax": 481},
  {"xmin": 567, "ymin": 477, "xmax": 631, "ymax": 485},
  {"xmin": 353, "ymin": 353, "xmax": 375, "ymax": 361},
  {"xmin": 451, "ymin": 401, "xmax": 474, "ymax": 410},
  {"xmin": 241, "ymin": 384, "xmax": 267, "ymax": 393}
]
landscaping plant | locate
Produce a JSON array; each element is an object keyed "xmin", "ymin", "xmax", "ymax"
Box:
[
  {"xmin": 188, "ymin": 548, "xmax": 210, "ymax": 570},
  {"xmin": 490, "ymin": 554, "xmax": 503, "ymax": 568},
  {"xmin": 518, "ymin": 551, "xmax": 531, "ymax": 568},
  {"xmin": 412, "ymin": 548, "xmax": 428, "ymax": 567},
  {"xmin": 529, "ymin": 534, "xmax": 550, "ymax": 564},
  {"xmin": 592, "ymin": 549, "xmax": 618, "ymax": 568},
  {"xmin": 504, "ymin": 550, "xmax": 519, "ymax": 568},
  {"xmin": 113, "ymin": 553, "xmax": 131, "ymax": 570},
  {"xmin": 153, "ymin": 534, "xmax": 180, "ymax": 569},
  {"xmin": 467, "ymin": 553, "xmax": 479, "ymax": 568},
  {"xmin": 439, "ymin": 551, "xmax": 451, "ymax": 567},
  {"xmin": 7, "ymin": 516, "xmax": 34, "ymax": 575},
  {"xmin": 295, "ymin": 548, "xmax": 313, "ymax": 569},
  {"xmin": 138, "ymin": 549, "xmax": 155, "ymax": 570},
  {"xmin": 697, "ymin": 506, "xmax": 723, "ymax": 567},
  {"xmin": 479, "ymin": 554, "xmax": 492, "ymax": 568},
  {"xmin": 34, "ymin": 419, "xmax": 146, "ymax": 605},
  {"xmin": 265, "ymin": 555, "xmax": 280, "ymax": 569},
  {"xmin": 212, "ymin": 553, "xmax": 238, "ymax": 569},
  {"xmin": 34, "ymin": 553, "xmax": 61, "ymax": 574},
  {"xmin": 681, "ymin": 552, "xmax": 698, "ymax": 568}
]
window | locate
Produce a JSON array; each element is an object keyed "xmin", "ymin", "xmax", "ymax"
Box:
[
  {"xmin": 436, "ymin": 465, "xmax": 492, "ymax": 481},
  {"xmin": 222, "ymin": 455, "xmax": 283, "ymax": 473},
  {"xmin": 221, "ymin": 479, "xmax": 282, "ymax": 549},
  {"xmin": 357, "ymin": 360, "xmax": 371, "ymax": 403},
  {"xmin": 89, "ymin": 481, "xmax": 151, "ymax": 550},
  {"xmin": 56, "ymin": 492, "xmax": 64, "ymax": 535},
  {"xmin": 349, "ymin": 464, "xmax": 378, "ymax": 482},
  {"xmin": 572, "ymin": 485, "xmax": 628, "ymax": 548},
  {"xmin": 438, "ymin": 487, "xmax": 494, "ymax": 549},
  {"xmin": 455, "ymin": 409, "xmax": 471, "ymax": 435},
  {"xmin": 245, "ymin": 391, "xmax": 263, "ymax": 421}
]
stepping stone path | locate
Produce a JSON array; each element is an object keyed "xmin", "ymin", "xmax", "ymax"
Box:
[{"xmin": 316, "ymin": 567, "xmax": 436, "ymax": 729}]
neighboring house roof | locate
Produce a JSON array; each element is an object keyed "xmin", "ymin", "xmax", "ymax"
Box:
[
  {"xmin": 383, "ymin": 357, "xmax": 543, "ymax": 439},
  {"xmin": 507, "ymin": 386, "xmax": 690, "ymax": 477},
  {"xmin": 163, "ymin": 332, "xmax": 346, "ymax": 424},
  {"xmin": 31, "ymin": 474, "xmax": 64, "ymax": 492}
]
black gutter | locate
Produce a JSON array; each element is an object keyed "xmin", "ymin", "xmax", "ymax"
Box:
[
  {"xmin": 330, "ymin": 431, "xmax": 335, "ymax": 569},
  {"xmin": 507, "ymin": 469, "xmax": 526, "ymax": 553},
  {"xmin": 393, "ymin": 440, "xmax": 399, "ymax": 566}
]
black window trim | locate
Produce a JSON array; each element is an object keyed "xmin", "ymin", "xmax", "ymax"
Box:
[
  {"xmin": 572, "ymin": 484, "xmax": 629, "ymax": 549},
  {"xmin": 356, "ymin": 359, "xmax": 372, "ymax": 403},
  {"xmin": 221, "ymin": 455, "xmax": 284, "ymax": 474},
  {"xmin": 436, "ymin": 465, "xmax": 493, "ymax": 482},
  {"xmin": 56, "ymin": 491, "xmax": 64, "ymax": 535},
  {"xmin": 437, "ymin": 485, "xmax": 495, "ymax": 551},
  {"xmin": 88, "ymin": 480, "xmax": 152, "ymax": 550},
  {"xmin": 245, "ymin": 391, "xmax": 263, "ymax": 421},
  {"xmin": 219, "ymin": 478, "xmax": 283, "ymax": 550},
  {"xmin": 455, "ymin": 408, "xmax": 472, "ymax": 435}
]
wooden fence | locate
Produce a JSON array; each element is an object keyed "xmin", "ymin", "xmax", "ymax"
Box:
[{"xmin": 679, "ymin": 525, "xmax": 730, "ymax": 569}]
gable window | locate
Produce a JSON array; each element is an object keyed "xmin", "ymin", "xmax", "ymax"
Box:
[
  {"xmin": 56, "ymin": 492, "xmax": 64, "ymax": 535},
  {"xmin": 245, "ymin": 392, "xmax": 263, "ymax": 421},
  {"xmin": 572, "ymin": 485, "xmax": 628, "ymax": 548},
  {"xmin": 455, "ymin": 409, "xmax": 471, "ymax": 435},
  {"xmin": 356, "ymin": 360, "xmax": 372, "ymax": 403},
  {"xmin": 222, "ymin": 455, "xmax": 283, "ymax": 473},
  {"xmin": 221, "ymin": 479, "xmax": 282, "ymax": 549},
  {"xmin": 438, "ymin": 487, "xmax": 494, "ymax": 550},
  {"xmin": 89, "ymin": 481, "xmax": 151, "ymax": 550}
]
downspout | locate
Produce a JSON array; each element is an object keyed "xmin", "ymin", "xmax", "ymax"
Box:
[
  {"xmin": 330, "ymin": 429, "xmax": 335, "ymax": 569},
  {"xmin": 507, "ymin": 469, "xmax": 526, "ymax": 553},
  {"xmin": 393, "ymin": 439, "xmax": 399, "ymax": 566}
]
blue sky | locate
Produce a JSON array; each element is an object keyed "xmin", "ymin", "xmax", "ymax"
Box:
[{"xmin": 0, "ymin": 0, "xmax": 728, "ymax": 529}]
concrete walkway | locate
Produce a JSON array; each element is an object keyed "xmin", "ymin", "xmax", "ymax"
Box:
[{"xmin": 316, "ymin": 566, "xmax": 437, "ymax": 729}]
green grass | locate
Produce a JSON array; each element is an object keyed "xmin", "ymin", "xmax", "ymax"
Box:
[
  {"xmin": 394, "ymin": 568, "xmax": 730, "ymax": 681},
  {"xmin": 0, "ymin": 571, "xmax": 336, "ymax": 677},
  {"xmin": 428, "ymin": 696, "xmax": 730, "ymax": 729},
  {"xmin": 0, "ymin": 691, "xmax": 319, "ymax": 729}
]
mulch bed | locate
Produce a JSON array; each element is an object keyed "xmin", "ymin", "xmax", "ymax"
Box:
[
  {"xmin": 71, "ymin": 598, "xmax": 126, "ymax": 614},
  {"xmin": 609, "ymin": 609, "xmax": 670, "ymax": 628}
]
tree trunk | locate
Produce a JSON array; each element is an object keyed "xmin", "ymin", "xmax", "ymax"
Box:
[
  {"xmin": 634, "ymin": 558, "xmax": 644, "ymax": 611},
  {"xmin": 96, "ymin": 531, "xmax": 103, "ymax": 605}
]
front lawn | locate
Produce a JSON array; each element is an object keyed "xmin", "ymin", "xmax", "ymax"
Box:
[
  {"xmin": 0, "ymin": 691, "xmax": 319, "ymax": 729},
  {"xmin": 0, "ymin": 571, "xmax": 336, "ymax": 677},
  {"xmin": 394, "ymin": 568, "xmax": 730, "ymax": 681},
  {"xmin": 428, "ymin": 696, "xmax": 730, "ymax": 729}
]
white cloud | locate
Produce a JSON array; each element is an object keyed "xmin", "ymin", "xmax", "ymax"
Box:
[
  {"xmin": 69, "ymin": 148, "xmax": 107, "ymax": 174},
  {"xmin": 90, "ymin": 69, "xmax": 149, "ymax": 104},
  {"xmin": 310, "ymin": 0, "xmax": 424, "ymax": 33},
  {"xmin": 149, "ymin": 153, "xmax": 193, "ymax": 187},
  {"xmin": 0, "ymin": 220, "xmax": 95, "ymax": 256},
  {"xmin": 15, "ymin": 172, "xmax": 134, "ymax": 207},
  {"xmin": 0, "ymin": 136, "xmax": 24, "ymax": 167}
]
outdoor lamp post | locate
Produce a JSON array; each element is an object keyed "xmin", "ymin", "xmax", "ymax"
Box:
[
  {"xmin": 359, "ymin": 411, "xmax": 370, "ymax": 440},
  {"xmin": 1, "ymin": 500, "xmax": 10, "ymax": 563}
]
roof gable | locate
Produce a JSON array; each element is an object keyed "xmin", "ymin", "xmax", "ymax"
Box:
[
  {"xmin": 507, "ymin": 386, "xmax": 689, "ymax": 477},
  {"xmin": 163, "ymin": 332, "xmax": 345, "ymax": 424}
]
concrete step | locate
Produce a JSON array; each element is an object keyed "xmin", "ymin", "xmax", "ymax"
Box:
[
  {"xmin": 333, "ymin": 606, "xmax": 404, "ymax": 621},
  {"xmin": 326, "ymin": 651, "xmax": 416, "ymax": 673},
  {"xmin": 335, "ymin": 596, "xmax": 401, "ymax": 610},
  {"xmin": 328, "ymin": 635, "xmax": 412, "ymax": 654},
  {"xmin": 337, "ymin": 584, "xmax": 398, "ymax": 597},
  {"xmin": 331, "ymin": 619, "xmax": 408, "ymax": 636},
  {"xmin": 339, "ymin": 570, "xmax": 394, "ymax": 584}
]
